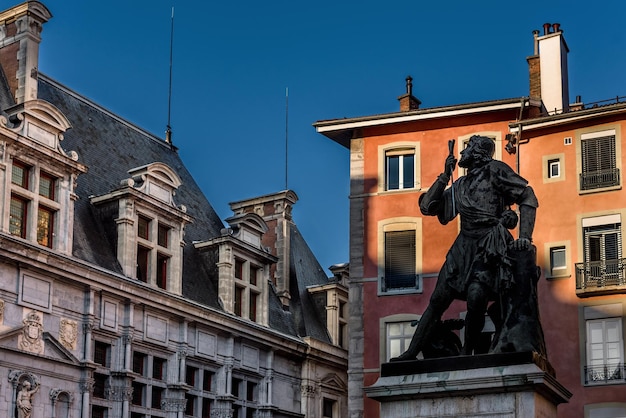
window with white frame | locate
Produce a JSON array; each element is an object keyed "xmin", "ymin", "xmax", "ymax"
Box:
[
  {"xmin": 385, "ymin": 149, "xmax": 415, "ymax": 190},
  {"xmin": 9, "ymin": 159, "xmax": 60, "ymax": 248},
  {"xmin": 550, "ymin": 246, "xmax": 567, "ymax": 275},
  {"xmin": 585, "ymin": 403, "xmax": 626, "ymax": 418},
  {"xmin": 379, "ymin": 219, "xmax": 422, "ymax": 294},
  {"xmin": 384, "ymin": 230, "xmax": 417, "ymax": 291},
  {"xmin": 385, "ymin": 321, "xmax": 416, "ymax": 362},
  {"xmin": 546, "ymin": 241, "xmax": 572, "ymax": 279},
  {"xmin": 542, "ymin": 153, "xmax": 566, "ymax": 184},
  {"xmin": 580, "ymin": 130, "xmax": 620, "ymax": 191},
  {"xmin": 582, "ymin": 215, "xmax": 622, "ymax": 286},
  {"xmin": 548, "ymin": 159, "xmax": 561, "ymax": 178},
  {"xmin": 585, "ymin": 317, "xmax": 624, "ymax": 384}
]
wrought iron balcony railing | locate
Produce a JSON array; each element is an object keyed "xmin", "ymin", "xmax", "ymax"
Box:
[
  {"xmin": 584, "ymin": 363, "xmax": 626, "ymax": 384},
  {"xmin": 580, "ymin": 168, "xmax": 620, "ymax": 191},
  {"xmin": 576, "ymin": 258, "xmax": 626, "ymax": 290}
]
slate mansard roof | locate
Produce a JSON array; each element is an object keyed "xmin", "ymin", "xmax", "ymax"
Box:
[{"xmin": 29, "ymin": 75, "xmax": 332, "ymax": 343}]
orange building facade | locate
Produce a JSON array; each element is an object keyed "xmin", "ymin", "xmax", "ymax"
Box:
[{"xmin": 316, "ymin": 24, "xmax": 626, "ymax": 418}]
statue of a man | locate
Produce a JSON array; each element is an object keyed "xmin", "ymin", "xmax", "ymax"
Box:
[
  {"xmin": 16, "ymin": 380, "xmax": 39, "ymax": 418},
  {"xmin": 392, "ymin": 135, "xmax": 538, "ymax": 360}
]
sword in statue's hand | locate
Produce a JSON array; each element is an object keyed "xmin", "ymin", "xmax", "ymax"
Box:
[{"xmin": 447, "ymin": 139, "xmax": 456, "ymax": 215}]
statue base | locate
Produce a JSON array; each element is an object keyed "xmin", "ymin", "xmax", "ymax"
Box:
[{"xmin": 365, "ymin": 352, "xmax": 571, "ymax": 418}]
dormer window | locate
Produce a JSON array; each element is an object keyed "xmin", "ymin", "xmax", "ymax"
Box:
[
  {"xmin": 158, "ymin": 223, "xmax": 169, "ymax": 247},
  {"xmin": 307, "ymin": 271, "xmax": 349, "ymax": 349},
  {"xmin": 194, "ymin": 212, "xmax": 276, "ymax": 326},
  {"xmin": 136, "ymin": 214, "xmax": 174, "ymax": 290},
  {"xmin": 9, "ymin": 196, "xmax": 28, "ymax": 238},
  {"xmin": 2, "ymin": 100, "xmax": 86, "ymax": 255},
  {"xmin": 7, "ymin": 159, "xmax": 65, "ymax": 249},
  {"xmin": 138, "ymin": 215, "xmax": 150, "ymax": 240},
  {"xmin": 234, "ymin": 258, "xmax": 262, "ymax": 321},
  {"xmin": 39, "ymin": 172, "xmax": 56, "ymax": 199},
  {"xmin": 12, "ymin": 161, "xmax": 30, "ymax": 188},
  {"xmin": 36, "ymin": 206, "xmax": 54, "ymax": 247},
  {"xmin": 90, "ymin": 162, "xmax": 191, "ymax": 295}
]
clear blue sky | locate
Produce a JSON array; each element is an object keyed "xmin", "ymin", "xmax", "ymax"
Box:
[{"xmin": 36, "ymin": 0, "xmax": 626, "ymax": 274}]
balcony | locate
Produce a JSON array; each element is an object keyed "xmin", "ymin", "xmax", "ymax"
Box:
[
  {"xmin": 580, "ymin": 168, "xmax": 620, "ymax": 191},
  {"xmin": 584, "ymin": 363, "xmax": 626, "ymax": 385},
  {"xmin": 576, "ymin": 258, "xmax": 626, "ymax": 296}
]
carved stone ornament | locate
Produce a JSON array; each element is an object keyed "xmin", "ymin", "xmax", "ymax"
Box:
[
  {"xmin": 301, "ymin": 384, "xmax": 316, "ymax": 397},
  {"xmin": 8, "ymin": 370, "xmax": 40, "ymax": 388},
  {"xmin": 79, "ymin": 379, "xmax": 94, "ymax": 394},
  {"xmin": 19, "ymin": 311, "xmax": 44, "ymax": 354},
  {"xmin": 59, "ymin": 318, "xmax": 78, "ymax": 350},
  {"xmin": 162, "ymin": 397, "xmax": 186, "ymax": 412},
  {"xmin": 49, "ymin": 388, "xmax": 74, "ymax": 404},
  {"xmin": 0, "ymin": 298, "xmax": 4, "ymax": 324},
  {"xmin": 210, "ymin": 407, "xmax": 234, "ymax": 418},
  {"xmin": 106, "ymin": 384, "xmax": 133, "ymax": 402}
]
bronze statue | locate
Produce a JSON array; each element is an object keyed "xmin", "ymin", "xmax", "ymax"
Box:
[{"xmin": 392, "ymin": 135, "xmax": 540, "ymax": 361}]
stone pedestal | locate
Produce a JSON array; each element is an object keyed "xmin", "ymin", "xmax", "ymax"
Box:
[{"xmin": 365, "ymin": 352, "xmax": 571, "ymax": 418}]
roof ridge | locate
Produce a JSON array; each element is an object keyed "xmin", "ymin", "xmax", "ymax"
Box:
[{"xmin": 38, "ymin": 73, "xmax": 174, "ymax": 151}]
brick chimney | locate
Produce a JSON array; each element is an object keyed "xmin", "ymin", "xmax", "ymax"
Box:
[
  {"xmin": 229, "ymin": 190, "xmax": 299, "ymax": 310},
  {"xmin": 527, "ymin": 30, "xmax": 541, "ymax": 99},
  {"xmin": 397, "ymin": 75, "xmax": 421, "ymax": 111},
  {"xmin": 0, "ymin": 1, "xmax": 51, "ymax": 104},
  {"xmin": 529, "ymin": 23, "xmax": 570, "ymax": 115}
]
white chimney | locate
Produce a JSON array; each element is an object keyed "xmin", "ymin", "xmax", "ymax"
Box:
[{"xmin": 538, "ymin": 23, "xmax": 570, "ymax": 115}]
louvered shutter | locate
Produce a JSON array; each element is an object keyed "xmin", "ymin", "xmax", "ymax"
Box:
[
  {"xmin": 384, "ymin": 230, "xmax": 416, "ymax": 289},
  {"xmin": 581, "ymin": 135, "xmax": 618, "ymax": 189}
]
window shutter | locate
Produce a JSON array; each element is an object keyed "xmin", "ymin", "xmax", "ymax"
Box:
[
  {"xmin": 581, "ymin": 135, "xmax": 619, "ymax": 190},
  {"xmin": 385, "ymin": 230, "xmax": 416, "ymax": 289},
  {"xmin": 582, "ymin": 135, "xmax": 616, "ymax": 172}
]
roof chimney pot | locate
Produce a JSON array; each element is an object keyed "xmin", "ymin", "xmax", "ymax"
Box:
[
  {"xmin": 543, "ymin": 23, "xmax": 551, "ymax": 35},
  {"xmin": 552, "ymin": 23, "xmax": 561, "ymax": 33},
  {"xmin": 398, "ymin": 75, "xmax": 421, "ymax": 111}
]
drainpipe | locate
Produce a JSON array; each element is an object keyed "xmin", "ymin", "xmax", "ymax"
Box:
[{"xmin": 515, "ymin": 97, "xmax": 527, "ymax": 175}]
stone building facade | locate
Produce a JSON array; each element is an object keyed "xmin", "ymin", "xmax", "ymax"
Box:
[{"xmin": 0, "ymin": 2, "xmax": 347, "ymax": 417}]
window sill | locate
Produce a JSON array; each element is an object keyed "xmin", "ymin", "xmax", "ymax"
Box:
[
  {"xmin": 378, "ymin": 288, "xmax": 423, "ymax": 296},
  {"xmin": 578, "ymin": 184, "xmax": 621, "ymax": 195},
  {"xmin": 378, "ymin": 187, "xmax": 422, "ymax": 196},
  {"xmin": 576, "ymin": 284, "xmax": 626, "ymax": 298},
  {"xmin": 545, "ymin": 273, "xmax": 570, "ymax": 280},
  {"xmin": 584, "ymin": 379, "xmax": 626, "ymax": 387}
]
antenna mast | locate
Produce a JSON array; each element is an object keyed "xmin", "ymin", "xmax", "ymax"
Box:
[
  {"xmin": 165, "ymin": 6, "xmax": 174, "ymax": 145},
  {"xmin": 285, "ymin": 87, "xmax": 289, "ymax": 190}
]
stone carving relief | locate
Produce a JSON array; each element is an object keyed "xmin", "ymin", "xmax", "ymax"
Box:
[
  {"xmin": 9, "ymin": 371, "xmax": 40, "ymax": 418},
  {"xmin": 162, "ymin": 398, "xmax": 187, "ymax": 412},
  {"xmin": 107, "ymin": 384, "xmax": 133, "ymax": 402},
  {"xmin": 59, "ymin": 318, "xmax": 78, "ymax": 350},
  {"xmin": 210, "ymin": 407, "xmax": 234, "ymax": 418},
  {"xmin": 19, "ymin": 311, "xmax": 44, "ymax": 354}
]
